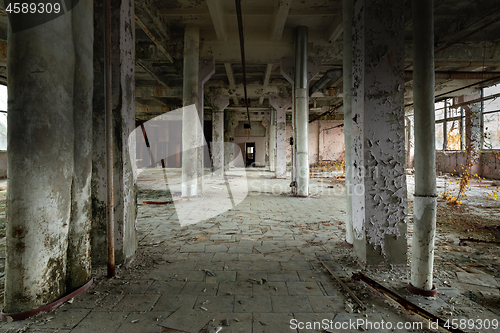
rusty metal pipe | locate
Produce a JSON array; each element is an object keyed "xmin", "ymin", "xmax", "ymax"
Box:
[{"xmin": 105, "ymin": 0, "xmax": 115, "ymax": 278}]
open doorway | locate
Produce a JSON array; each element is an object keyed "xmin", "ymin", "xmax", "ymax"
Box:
[{"xmin": 245, "ymin": 142, "xmax": 255, "ymax": 167}]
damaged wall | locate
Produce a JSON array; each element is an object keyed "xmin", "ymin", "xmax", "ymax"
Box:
[{"xmin": 286, "ymin": 120, "xmax": 345, "ymax": 166}]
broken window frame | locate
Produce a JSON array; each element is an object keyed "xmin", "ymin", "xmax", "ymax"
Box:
[
  {"xmin": 482, "ymin": 84, "xmax": 500, "ymax": 150},
  {"xmin": 435, "ymin": 98, "xmax": 464, "ymax": 151}
]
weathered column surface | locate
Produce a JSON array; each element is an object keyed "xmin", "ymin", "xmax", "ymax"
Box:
[
  {"xmin": 197, "ymin": 58, "xmax": 215, "ymax": 192},
  {"xmin": 212, "ymin": 95, "xmax": 229, "ymax": 177},
  {"xmin": 410, "ymin": 0, "xmax": 438, "ymax": 294},
  {"xmin": 269, "ymin": 95, "xmax": 291, "ymax": 179},
  {"xmin": 343, "ymin": 0, "xmax": 354, "ymax": 246},
  {"xmin": 92, "ymin": 0, "xmax": 137, "ymax": 265},
  {"xmin": 295, "ymin": 26, "xmax": 309, "ymax": 197},
  {"xmin": 351, "ymin": 0, "xmax": 407, "ymax": 266},
  {"xmin": 6, "ymin": 0, "xmax": 93, "ymax": 313},
  {"xmin": 269, "ymin": 109, "xmax": 277, "ymax": 172},
  {"xmin": 182, "ymin": 24, "xmax": 200, "ymax": 197}
]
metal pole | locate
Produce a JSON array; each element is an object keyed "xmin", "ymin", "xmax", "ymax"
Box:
[
  {"xmin": 343, "ymin": 0, "xmax": 354, "ymax": 246},
  {"xmin": 295, "ymin": 26, "xmax": 309, "ymax": 197},
  {"xmin": 105, "ymin": 0, "xmax": 115, "ymax": 278},
  {"xmin": 409, "ymin": 0, "xmax": 437, "ymax": 295}
]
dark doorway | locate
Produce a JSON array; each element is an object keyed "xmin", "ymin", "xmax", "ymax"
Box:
[{"xmin": 245, "ymin": 142, "xmax": 255, "ymax": 167}]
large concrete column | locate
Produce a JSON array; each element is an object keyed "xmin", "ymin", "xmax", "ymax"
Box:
[
  {"xmin": 269, "ymin": 109, "xmax": 277, "ymax": 172},
  {"xmin": 5, "ymin": 0, "xmax": 93, "ymax": 313},
  {"xmin": 351, "ymin": 0, "xmax": 407, "ymax": 266},
  {"xmin": 270, "ymin": 95, "xmax": 291, "ymax": 179},
  {"xmin": 92, "ymin": 0, "xmax": 137, "ymax": 265},
  {"xmin": 410, "ymin": 0, "xmax": 437, "ymax": 294},
  {"xmin": 295, "ymin": 26, "xmax": 309, "ymax": 197},
  {"xmin": 182, "ymin": 24, "xmax": 200, "ymax": 197},
  {"xmin": 197, "ymin": 58, "xmax": 215, "ymax": 191},
  {"xmin": 461, "ymin": 95, "xmax": 482, "ymax": 175},
  {"xmin": 343, "ymin": 0, "xmax": 354, "ymax": 246},
  {"xmin": 212, "ymin": 95, "xmax": 229, "ymax": 177}
]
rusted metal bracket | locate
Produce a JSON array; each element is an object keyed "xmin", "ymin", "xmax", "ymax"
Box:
[
  {"xmin": 320, "ymin": 261, "xmax": 366, "ymax": 311},
  {"xmin": 351, "ymin": 272, "xmax": 466, "ymax": 333},
  {"xmin": 459, "ymin": 237, "xmax": 500, "ymax": 246}
]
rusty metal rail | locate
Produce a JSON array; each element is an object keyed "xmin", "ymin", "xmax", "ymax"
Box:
[
  {"xmin": 352, "ymin": 272, "xmax": 466, "ymax": 333},
  {"xmin": 320, "ymin": 261, "xmax": 366, "ymax": 311}
]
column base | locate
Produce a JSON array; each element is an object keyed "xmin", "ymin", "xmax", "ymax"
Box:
[
  {"xmin": 407, "ymin": 282, "xmax": 437, "ymax": 296},
  {"xmin": 1, "ymin": 278, "xmax": 93, "ymax": 321},
  {"xmin": 343, "ymin": 241, "xmax": 354, "ymax": 248}
]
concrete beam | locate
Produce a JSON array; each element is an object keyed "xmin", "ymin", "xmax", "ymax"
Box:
[
  {"xmin": 271, "ymin": 0, "xmax": 292, "ymax": 41},
  {"xmin": 326, "ymin": 15, "xmax": 343, "ymax": 42},
  {"xmin": 224, "ymin": 62, "xmax": 239, "ymax": 105},
  {"xmin": 207, "ymin": 0, "xmax": 228, "ymax": 41},
  {"xmin": 260, "ymin": 63, "xmax": 274, "ymax": 104},
  {"xmin": 137, "ymin": 60, "xmax": 170, "ymax": 87}
]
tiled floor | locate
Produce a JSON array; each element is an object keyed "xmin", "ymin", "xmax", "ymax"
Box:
[{"xmin": 1, "ymin": 169, "xmax": 499, "ymax": 332}]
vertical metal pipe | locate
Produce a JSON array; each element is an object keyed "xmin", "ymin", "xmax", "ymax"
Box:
[
  {"xmin": 105, "ymin": 0, "xmax": 115, "ymax": 278},
  {"xmin": 295, "ymin": 26, "xmax": 309, "ymax": 197},
  {"xmin": 342, "ymin": 0, "xmax": 354, "ymax": 246},
  {"xmin": 410, "ymin": 0, "xmax": 437, "ymax": 295}
]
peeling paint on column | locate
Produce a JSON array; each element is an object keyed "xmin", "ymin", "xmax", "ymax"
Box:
[
  {"xmin": 212, "ymin": 95, "xmax": 229, "ymax": 177},
  {"xmin": 351, "ymin": 0, "xmax": 407, "ymax": 266}
]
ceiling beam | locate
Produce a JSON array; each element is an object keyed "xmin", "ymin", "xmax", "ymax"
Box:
[
  {"xmin": 160, "ymin": 7, "xmax": 336, "ymax": 17},
  {"xmin": 270, "ymin": 0, "xmax": 292, "ymax": 41},
  {"xmin": 207, "ymin": 0, "xmax": 228, "ymax": 41},
  {"xmin": 137, "ymin": 61, "xmax": 170, "ymax": 87},
  {"xmin": 135, "ymin": 15, "xmax": 174, "ymax": 63},
  {"xmin": 326, "ymin": 15, "xmax": 343, "ymax": 42},
  {"xmin": 224, "ymin": 62, "xmax": 239, "ymax": 105},
  {"xmin": 259, "ymin": 63, "xmax": 274, "ymax": 104}
]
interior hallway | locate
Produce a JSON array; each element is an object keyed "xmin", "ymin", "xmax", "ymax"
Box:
[{"xmin": 1, "ymin": 169, "xmax": 499, "ymax": 332}]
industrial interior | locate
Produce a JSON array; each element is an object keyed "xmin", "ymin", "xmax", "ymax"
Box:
[{"xmin": 0, "ymin": 0, "xmax": 499, "ymax": 332}]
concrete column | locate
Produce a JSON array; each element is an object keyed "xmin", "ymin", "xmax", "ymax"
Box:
[
  {"xmin": 269, "ymin": 109, "xmax": 277, "ymax": 172},
  {"xmin": 92, "ymin": 0, "xmax": 137, "ymax": 265},
  {"xmin": 197, "ymin": 58, "xmax": 215, "ymax": 191},
  {"xmin": 295, "ymin": 26, "xmax": 309, "ymax": 197},
  {"xmin": 212, "ymin": 95, "xmax": 229, "ymax": 177},
  {"xmin": 343, "ymin": 0, "xmax": 354, "ymax": 246},
  {"xmin": 224, "ymin": 111, "xmax": 238, "ymax": 171},
  {"xmin": 409, "ymin": 0, "xmax": 437, "ymax": 294},
  {"xmin": 270, "ymin": 95, "xmax": 291, "ymax": 179},
  {"xmin": 460, "ymin": 95, "xmax": 482, "ymax": 175},
  {"xmin": 5, "ymin": 0, "xmax": 93, "ymax": 313},
  {"xmin": 351, "ymin": 0, "xmax": 407, "ymax": 266},
  {"xmin": 182, "ymin": 24, "xmax": 200, "ymax": 197}
]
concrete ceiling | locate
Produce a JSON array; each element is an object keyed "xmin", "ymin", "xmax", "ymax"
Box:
[{"xmin": 135, "ymin": 0, "xmax": 500, "ymax": 119}]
